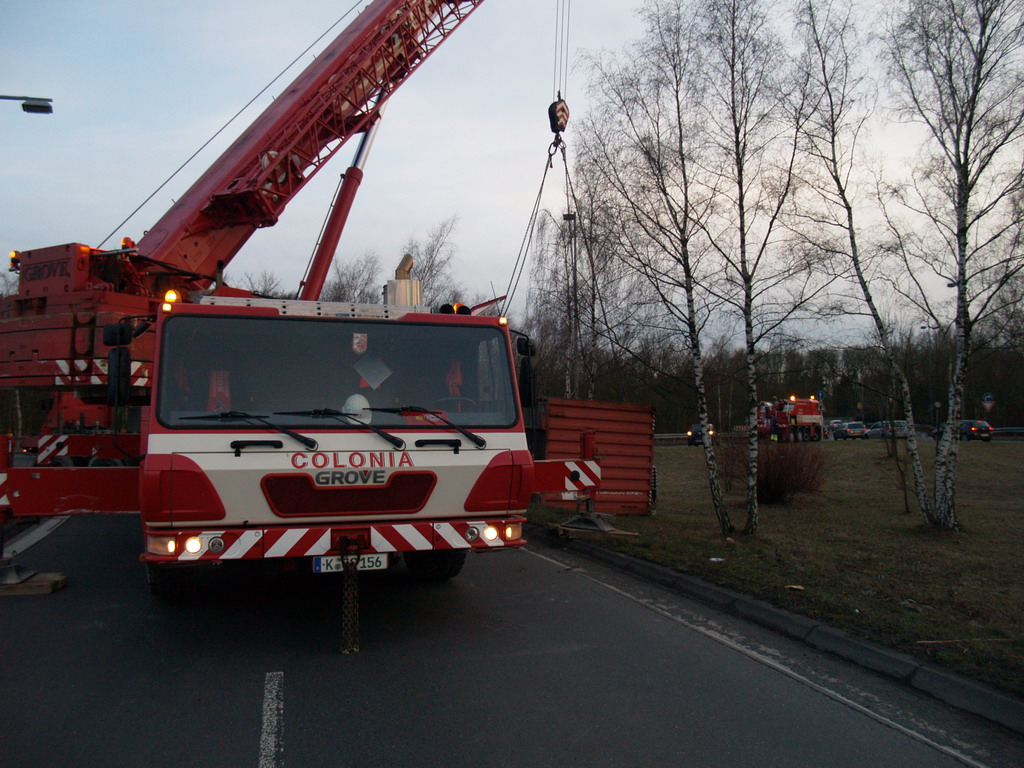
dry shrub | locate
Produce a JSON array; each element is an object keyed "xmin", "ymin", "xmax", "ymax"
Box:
[
  {"xmin": 758, "ymin": 442, "xmax": 833, "ymax": 503},
  {"xmin": 718, "ymin": 439, "xmax": 833, "ymax": 504}
]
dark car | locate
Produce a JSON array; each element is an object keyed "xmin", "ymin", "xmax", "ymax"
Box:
[
  {"xmin": 687, "ymin": 423, "xmax": 715, "ymax": 446},
  {"xmin": 866, "ymin": 420, "xmax": 910, "ymax": 439},
  {"xmin": 959, "ymin": 419, "xmax": 993, "ymax": 441},
  {"xmin": 835, "ymin": 421, "xmax": 867, "ymax": 439}
]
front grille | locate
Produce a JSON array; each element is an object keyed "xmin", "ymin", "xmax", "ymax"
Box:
[{"xmin": 262, "ymin": 472, "xmax": 436, "ymax": 517}]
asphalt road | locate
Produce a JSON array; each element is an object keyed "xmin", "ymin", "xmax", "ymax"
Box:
[{"xmin": 2, "ymin": 514, "xmax": 1023, "ymax": 768}]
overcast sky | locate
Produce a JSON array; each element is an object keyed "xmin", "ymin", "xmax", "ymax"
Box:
[{"xmin": 1, "ymin": 1, "xmax": 643, "ymax": 309}]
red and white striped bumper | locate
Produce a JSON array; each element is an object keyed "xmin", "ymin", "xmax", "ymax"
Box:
[{"xmin": 144, "ymin": 517, "xmax": 526, "ymax": 562}]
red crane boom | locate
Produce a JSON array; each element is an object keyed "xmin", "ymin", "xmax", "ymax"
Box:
[{"xmin": 138, "ymin": 0, "xmax": 483, "ymax": 291}]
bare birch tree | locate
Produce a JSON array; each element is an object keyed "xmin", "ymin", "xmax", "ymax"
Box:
[
  {"xmin": 792, "ymin": 0, "xmax": 938, "ymax": 523},
  {"xmin": 695, "ymin": 0, "xmax": 821, "ymax": 533},
  {"xmin": 882, "ymin": 0, "xmax": 1024, "ymax": 529},
  {"xmin": 576, "ymin": 0, "xmax": 734, "ymax": 534}
]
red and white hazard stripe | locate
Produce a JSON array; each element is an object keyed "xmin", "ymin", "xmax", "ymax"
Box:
[
  {"xmin": 162, "ymin": 520, "xmax": 517, "ymax": 562},
  {"xmin": 370, "ymin": 521, "xmax": 505, "ymax": 553},
  {"xmin": 563, "ymin": 460, "xmax": 601, "ymax": 492},
  {"xmin": 53, "ymin": 359, "xmax": 150, "ymax": 387},
  {"xmin": 54, "ymin": 359, "xmax": 94, "ymax": 386},
  {"xmin": 36, "ymin": 435, "xmax": 69, "ymax": 465},
  {"xmin": 131, "ymin": 361, "xmax": 150, "ymax": 386}
]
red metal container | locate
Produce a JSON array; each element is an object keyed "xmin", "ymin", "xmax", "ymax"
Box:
[{"xmin": 534, "ymin": 397, "xmax": 654, "ymax": 515}]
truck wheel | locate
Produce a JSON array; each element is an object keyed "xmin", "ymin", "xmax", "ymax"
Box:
[
  {"xmin": 404, "ymin": 550, "xmax": 467, "ymax": 582},
  {"xmin": 88, "ymin": 457, "xmax": 125, "ymax": 467},
  {"xmin": 147, "ymin": 563, "xmax": 196, "ymax": 598}
]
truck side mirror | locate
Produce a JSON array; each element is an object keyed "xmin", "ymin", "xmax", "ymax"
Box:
[
  {"xmin": 107, "ymin": 346, "xmax": 131, "ymax": 406},
  {"xmin": 103, "ymin": 322, "xmax": 133, "ymax": 347},
  {"xmin": 513, "ymin": 334, "xmax": 535, "ymax": 407},
  {"xmin": 518, "ymin": 355, "xmax": 534, "ymax": 408},
  {"xmin": 104, "ymin": 320, "xmax": 151, "ymax": 346}
]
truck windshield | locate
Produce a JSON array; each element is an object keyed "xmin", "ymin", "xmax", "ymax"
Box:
[{"xmin": 156, "ymin": 314, "xmax": 518, "ymax": 430}]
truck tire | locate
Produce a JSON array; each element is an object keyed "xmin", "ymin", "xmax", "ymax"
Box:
[
  {"xmin": 404, "ymin": 550, "xmax": 467, "ymax": 582},
  {"xmin": 147, "ymin": 563, "xmax": 196, "ymax": 599}
]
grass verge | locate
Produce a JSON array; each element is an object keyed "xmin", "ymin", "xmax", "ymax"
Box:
[{"xmin": 527, "ymin": 439, "xmax": 1024, "ymax": 697}]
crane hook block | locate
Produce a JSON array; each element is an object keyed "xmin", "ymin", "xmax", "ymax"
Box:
[{"xmin": 548, "ymin": 99, "xmax": 570, "ymax": 134}]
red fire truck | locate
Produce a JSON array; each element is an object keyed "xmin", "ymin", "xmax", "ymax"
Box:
[
  {"xmin": 756, "ymin": 396, "xmax": 826, "ymax": 442},
  {"xmin": 0, "ymin": 0, "xmax": 599, "ymax": 598}
]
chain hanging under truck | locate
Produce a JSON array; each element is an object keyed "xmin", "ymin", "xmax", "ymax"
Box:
[{"xmin": 341, "ymin": 539, "xmax": 360, "ymax": 654}]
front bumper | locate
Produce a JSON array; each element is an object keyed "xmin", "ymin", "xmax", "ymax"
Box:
[{"xmin": 142, "ymin": 516, "xmax": 527, "ymax": 563}]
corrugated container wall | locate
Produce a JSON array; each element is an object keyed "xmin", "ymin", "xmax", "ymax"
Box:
[{"xmin": 533, "ymin": 397, "xmax": 654, "ymax": 515}]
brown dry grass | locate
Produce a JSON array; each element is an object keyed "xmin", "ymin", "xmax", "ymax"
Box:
[{"xmin": 528, "ymin": 438, "xmax": 1024, "ymax": 696}]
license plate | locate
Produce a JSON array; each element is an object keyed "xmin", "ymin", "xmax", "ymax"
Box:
[{"xmin": 313, "ymin": 554, "xmax": 387, "ymax": 573}]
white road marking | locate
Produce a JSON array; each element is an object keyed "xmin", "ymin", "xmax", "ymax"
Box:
[
  {"xmin": 259, "ymin": 671, "xmax": 284, "ymax": 768},
  {"xmin": 527, "ymin": 548, "xmax": 992, "ymax": 768}
]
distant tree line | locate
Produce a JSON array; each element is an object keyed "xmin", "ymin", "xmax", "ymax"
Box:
[{"xmin": 523, "ymin": 327, "xmax": 1024, "ymax": 435}]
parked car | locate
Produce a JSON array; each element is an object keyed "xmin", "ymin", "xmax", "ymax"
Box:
[
  {"xmin": 959, "ymin": 419, "xmax": 994, "ymax": 441},
  {"xmin": 827, "ymin": 419, "xmax": 846, "ymax": 437},
  {"xmin": 835, "ymin": 421, "xmax": 867, "ymax": 439},
  {"xmin": 866, "ymin": 420, "xmax": 910, "ymax": 439},
  {"xmin": 866, "ymin": 421, "xmax": 890, "ymax": 439},
  {"xmin": 687, "ymin": 423, "xmax": 715, "ymax": 446}
]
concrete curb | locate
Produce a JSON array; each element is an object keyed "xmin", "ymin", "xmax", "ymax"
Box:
[{"xmin": 534, "ymin": 526, "xmax": 1024, "ymax": 737}]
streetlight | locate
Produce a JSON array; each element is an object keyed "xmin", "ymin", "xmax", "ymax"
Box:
[{"xmin": 0, "ymin": 95, "xmax": 53, "ymax": 114}]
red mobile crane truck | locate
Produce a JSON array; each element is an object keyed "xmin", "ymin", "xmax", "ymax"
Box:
[
  {"xmin": 756, "ymin": 395, "xmax": 825, "ymax": 442},
  {"xmin": 0, "ymin": 0, "xmax": 599, "ymax": 597}
]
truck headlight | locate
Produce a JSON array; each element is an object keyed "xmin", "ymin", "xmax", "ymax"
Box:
[{"xmin": 147, "ymin": 535, "xmax": 176, "ymax": 555}]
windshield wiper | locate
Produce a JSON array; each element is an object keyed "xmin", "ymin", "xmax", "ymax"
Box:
[
  {"xmin": 273, "ymin": 408, "xmax": 405, "ymax": 450},
  {"xmin": 180, "ymin": 410, "xmax": 318, "ymax": 450},
  {"xmin": 368, "ymin": 406, "xmax": 486, "ymax": 449}
]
